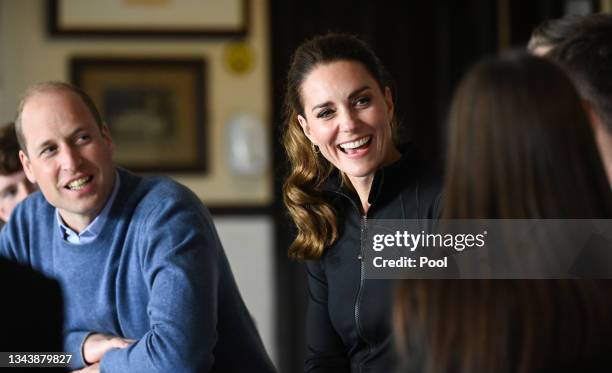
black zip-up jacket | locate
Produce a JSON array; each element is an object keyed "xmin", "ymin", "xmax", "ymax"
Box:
[{"xmin": 304, "ymin": 145, "xmax": 442, "ymax": 373}]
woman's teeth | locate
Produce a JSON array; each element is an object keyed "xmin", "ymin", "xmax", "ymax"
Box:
[{"xmin": 339, "ymin": 136, "xmax": 372, "ymax": 152}]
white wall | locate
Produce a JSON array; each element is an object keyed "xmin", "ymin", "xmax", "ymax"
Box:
[{"xmin": 214, "ymin": 216, "xmax": 276, "ymax": 365}]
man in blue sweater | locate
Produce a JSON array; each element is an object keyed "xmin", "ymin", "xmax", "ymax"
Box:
[{"xmin": 0, "ymin": 82, "xmax": 276, "ymax": 373}]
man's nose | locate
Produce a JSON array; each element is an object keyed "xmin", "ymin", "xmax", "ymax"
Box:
[{"xmin": 59, "ymin": 146, "xmax": 82, "ymax": 171}]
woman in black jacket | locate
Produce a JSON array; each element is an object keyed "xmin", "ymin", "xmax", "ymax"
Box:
[{"xmin": 282, "ymin": 33, "xmax": 441, "ymax": 372}]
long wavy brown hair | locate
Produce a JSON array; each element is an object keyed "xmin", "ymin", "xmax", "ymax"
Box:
[
  {"xmin": 394, "ymin": 53, "xmax": 612, "ymax": 373},
  {"xmin": 282, "ymin": 33, "xmax": 397, "ymax": 260}
]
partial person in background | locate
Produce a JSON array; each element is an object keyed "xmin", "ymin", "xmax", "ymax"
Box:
[
  {"xmin": 393, "ymin": 53, "xmax": 612, "ymax": 373},
  {"xmin": 282, "ymin": 33, "xmax": 442, "ymax": 372},
  {"xmin": 0, "ymin": 82, "xmax": 275, "ymax": 373},
  {"xmin": 0, "ymin": 122, "xmax": 36, "ymax": 224},
  {"xmin": 0, "ymin": 257, "xmax": 65, "ymax": 372},
  {"xmin": 549, "ymin": 15, "xmax": 612, "ymax": 186},
  {"xmin": 527, "ymin": 14, "xmax": 595, "ymax": 55}
]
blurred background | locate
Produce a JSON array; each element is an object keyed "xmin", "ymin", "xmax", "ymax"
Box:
[{"xmin": 0, "ymin": 0, "xmax": 607, "ymax": 372}]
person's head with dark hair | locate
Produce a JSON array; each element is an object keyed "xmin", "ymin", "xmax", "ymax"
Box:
[
  {"xmin": 443, "ymin": 52, "xmax": 611, "ymax": 218},
  {"xmin": 528, "ymin": 14, "xmax": 591, "ymax": 55},
  {"xmin": 0, "ymin": 122, "xmax": 36, "ymax": 222},
  {"xmin": 0, "ymin": 122, "xmax": 22, "ymax": 175},
  {"xmin": 549, "ymin": 15, "xmax": 612, "ymax": 184},
  {"xmin": 282, "ymin": 32, "xmax": 400, "ymax": 260},
  {"xmin": 393, "ymin": 53, "xmax": 612, "ymax": 373}
]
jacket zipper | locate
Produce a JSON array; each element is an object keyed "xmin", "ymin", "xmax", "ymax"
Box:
[
  {"xmin": 334, "ymin": 190, "xmax": 372, "ymax": 371},
  {"xmin": 355, "ymin": 214, "xmax": 368, "ymax": 343}
]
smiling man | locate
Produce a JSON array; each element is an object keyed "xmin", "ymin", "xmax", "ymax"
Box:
[
  {"xmin": 0, "ymin": 122, "xmax": 36, "ymax": 223},
  {"xmin": 0, "ymin": 82, "xmax": 275, "ymax": 373}
]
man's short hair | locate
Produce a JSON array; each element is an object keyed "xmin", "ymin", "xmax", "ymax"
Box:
[
  {"xmin": 549, "ymin": 15, "xmax": 612, "ymax": 133},
  {"xmin": 528, "ymin": 14, "xmax": 612, "ymax": 54},
  {"xmin": 14, "ymin": 81, "xmax": 105, "ymax": 153},
  {"xmin": 528, "ymin": 15, "xmax": 589, "ymax": 53},
  {"xmin": 527, "ymin": 14, "xmax": 603, "ymax": 52},
  {"xmin": 0, "ymin": 122, "xmax": 22, "ymax": 175}
]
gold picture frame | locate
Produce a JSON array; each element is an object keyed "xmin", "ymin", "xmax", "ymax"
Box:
[
  {"xmin": 71, "ymin": 57, "xmax": 207, "ymax": 173},
  {"xmin": 49, "ymin": 0, "xmax": 248, "ymax": 37}
]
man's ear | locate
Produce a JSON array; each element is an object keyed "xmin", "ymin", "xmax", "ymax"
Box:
[
  {"xmin": 101, "ymin": 123, "xmax": 115, "ymax": 152},
  {"xmin": 297, "ymin": 114, "xmax": 315, "ymax": 143},
  {"xmin": 19, "ymin": 150, "xmax": 36, "ymax": 184}
]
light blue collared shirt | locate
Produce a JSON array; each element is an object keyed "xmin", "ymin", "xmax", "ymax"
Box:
[{"xmin": 56, "ymin": 170, "xmax": 120, "ymax": 245}]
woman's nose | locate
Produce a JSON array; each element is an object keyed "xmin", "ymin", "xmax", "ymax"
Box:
[{"xmin": 338, "ymin": 109, "xmax": 359, "ymax": 132}]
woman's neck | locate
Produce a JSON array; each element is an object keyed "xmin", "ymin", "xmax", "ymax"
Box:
[
  {"xmin": 349, "ymin": 175, "xmax": 374, "ymax": 215},
  {"xmin": 347, "ymin": 145, "xmax": 402, "ymax": 215}
]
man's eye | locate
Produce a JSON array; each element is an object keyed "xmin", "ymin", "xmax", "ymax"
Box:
[
  {"xmin": 317, "ymin": 109, "xmax": 333, "ymax": 119},
  {"xmin": 76, "ymin": 134, "xmax": 91, "ymax": 143},
  {"xmin": 40, "ymin": 146, "xmax": 56, "ymax": 156}
]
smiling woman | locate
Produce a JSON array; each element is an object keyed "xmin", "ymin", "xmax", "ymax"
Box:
[
  {"xmin": 281, "ymin": 33, "xmax": 442, "ymax": 372},
  {"xmin": 296, "ymin": 60, "xmax": 400, "ymax": 210}
]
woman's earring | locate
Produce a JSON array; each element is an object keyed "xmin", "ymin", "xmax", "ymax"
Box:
[{"xmin": 311, "ymin": 143, "xmax": 320, "ymax": 154}]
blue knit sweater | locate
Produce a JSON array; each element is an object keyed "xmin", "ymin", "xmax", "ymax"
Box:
[{"xmin": 0, "ymin": 168, "xmax": 275, "ymax": 373}]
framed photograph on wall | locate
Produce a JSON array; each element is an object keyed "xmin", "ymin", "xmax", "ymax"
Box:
[
  {"xmin": 49, "ymin": 0, "xmax": 248, "ymax": 37},
  {"xmin": 71, "ymin": 57, "xmax": 207, "ymax": 173}
]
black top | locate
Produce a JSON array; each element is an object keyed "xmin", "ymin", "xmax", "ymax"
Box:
[
  {"xmin": 304, "ymin": 145, "xmax": 442, "ymax": 372},
  {"xmin": 0, "ymin": 257, "xmax": 65, "ymax": 372}
]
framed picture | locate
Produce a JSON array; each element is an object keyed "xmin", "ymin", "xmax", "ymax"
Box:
[
  {"xmin": 71, "ymin": 57, "xmax": 207, "ymax": 173},
  {"xmin": 49, "ymin": 0, "xmax": 248, "ymax": 37}
]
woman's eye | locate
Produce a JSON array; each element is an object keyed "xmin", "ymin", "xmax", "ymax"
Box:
[{"xmin": 354, "ymin": 96, "xmax": 371, "ymax": 106}]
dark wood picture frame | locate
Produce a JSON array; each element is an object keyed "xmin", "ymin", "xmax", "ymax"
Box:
[
  {"xmin": 49, "ymin": 0, "xmax": 248, "ymax": 38},
  {"xmin": 71, "ymin": 57, "xmax": 207, "ymax": 173}
]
